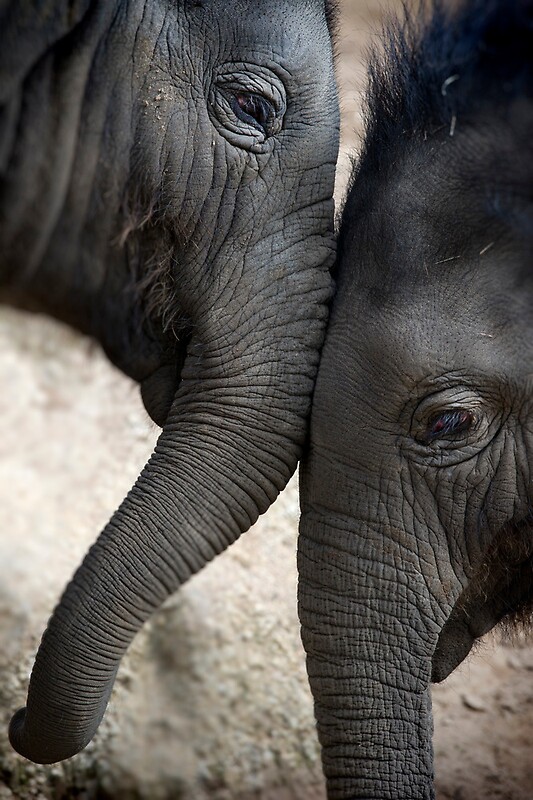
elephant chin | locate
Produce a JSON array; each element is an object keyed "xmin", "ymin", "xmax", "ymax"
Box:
[
  {"xmin": 431, "ymin": 579, "xmax": 501, "ymax": 683},
  {"xmin": 431, "ymin": 619, "xmax": 475, "ymax": 683},
  {"xmin": 433, "ymin": 517, "xmax": 533, "ymax": 683}
]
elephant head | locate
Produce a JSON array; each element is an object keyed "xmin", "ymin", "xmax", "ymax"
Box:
[
  {"xmin": 298, "ymin": 1, "xmax": 533, "ymax": 797},
  {"xmin": 1, "ymin": 0, "xmax": 339, "ymax": 763}
]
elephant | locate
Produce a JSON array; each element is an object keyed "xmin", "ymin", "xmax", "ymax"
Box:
[
  {"xmin": 298, "ymin": 0, "xmax": 533, "ymax": 797},
  {"xmin": 1, "ymin": 0, "xmax": 340, "ymax": 765}
]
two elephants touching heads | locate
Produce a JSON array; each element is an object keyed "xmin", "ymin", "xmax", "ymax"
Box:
[{"xmin": 2, "ymin": 0, "xmax": 533, "ymax": 797}]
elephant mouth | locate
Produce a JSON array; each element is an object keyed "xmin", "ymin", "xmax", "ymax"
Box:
[
  {"xmin": 432, "ymin": 515, "xmax": 533, "ymax": 683},
  {"xmin": 140, "ymin": 361, "xmax": 184, "ymax": 427},
  {"xmin": 140, "ymin": 332, "xmax": 191, "ymax": 427}
]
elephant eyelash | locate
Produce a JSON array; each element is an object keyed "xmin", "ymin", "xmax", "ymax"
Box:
[{"xmin": 422, "ymin": 409, "xmax": 476, "ymax": 444}]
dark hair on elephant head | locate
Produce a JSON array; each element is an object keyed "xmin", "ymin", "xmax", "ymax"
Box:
[
  {"xmin": 358, "ymin": 0, "xmax": 533, "ymax": 175},
  {"xmin": 338, "ymin": 0, "xmax": 533, "ymax": 282}
]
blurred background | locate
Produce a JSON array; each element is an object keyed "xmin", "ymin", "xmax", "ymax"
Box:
[{"xmin": 1, "ymin": 1, "xmax": 533, "ymax": 798}]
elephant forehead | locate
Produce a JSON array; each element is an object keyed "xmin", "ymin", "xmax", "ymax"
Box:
[
  {"xmin": 188, "ymin": 0, "xmax": 330, "ymax": 18},
  {"xmin": 321, "ymin": 274, "xmax": 533, "ymax": 410},
  {"xmin": 185, "ymin": 0, "xmax": 332, "ymax": 49}
]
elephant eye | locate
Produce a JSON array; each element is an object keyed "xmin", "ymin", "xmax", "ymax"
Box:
[
  {"xmin": 422, "ymin": 409, "xmax": 476, "ymax": 444},
  {"xmin": 212, "ymin": 66, "xmax": 286, "ymax": 150},
  {"xmin": 231, "ymin": 92, "xmax": 276, "ymax": 135}
]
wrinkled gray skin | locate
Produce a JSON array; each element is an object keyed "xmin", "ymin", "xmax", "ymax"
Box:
[
  {"xmin": 0, "ymin": 0, "xmax": 339, "ymax": 764},
  {"xmin": 299, "ymin": 3, "xmax": 533, "ymax": 798}
]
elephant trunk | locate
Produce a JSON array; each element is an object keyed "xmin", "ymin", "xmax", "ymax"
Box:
[
  {"xmin": 298, "ymin": 507, "xmax": 437, "ymax": 800},
  {"xmin": 9, "ymin": 256, "xmax": 331, "ymax": 764}
]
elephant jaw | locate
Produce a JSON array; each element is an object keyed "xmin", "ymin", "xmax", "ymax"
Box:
[{"xmin": 432, "ymin": 515, "xmax": 533, "ymax": 683}]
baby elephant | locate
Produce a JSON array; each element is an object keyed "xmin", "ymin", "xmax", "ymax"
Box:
[
  {"xmin": 298, "ymin": 0, "xmax": 533, "ymax": 797},
  {"xmin": 1, "ymin": 1, "xmax": 339, "ymax": 765}
]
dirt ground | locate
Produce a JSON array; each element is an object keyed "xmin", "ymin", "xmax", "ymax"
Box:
[{"xmin": 1, "ymin": 2, "xmax": 533, "ymax": 799}]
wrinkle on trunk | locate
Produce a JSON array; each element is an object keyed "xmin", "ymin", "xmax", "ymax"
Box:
[
  {"xmin": 9, "ymin": 258, "xmax": 332, "ymax": 763},
  {"xmin": 298, "ymin": 508, "xmax": 437, "ymax": 800}
]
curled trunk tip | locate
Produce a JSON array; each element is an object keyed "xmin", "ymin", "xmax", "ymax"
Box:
[
  {"xmin": 9, "ymin": 698, "xmax": 105, "ymax": 764},
  {"xmin": 8, "ymin": 706, "xmax": 57, "ymax": 765}
]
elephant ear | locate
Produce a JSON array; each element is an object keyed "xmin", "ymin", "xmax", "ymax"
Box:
[{"xmin": 0, "ymin": 1, "xmax": 93, "ymax": 102}]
